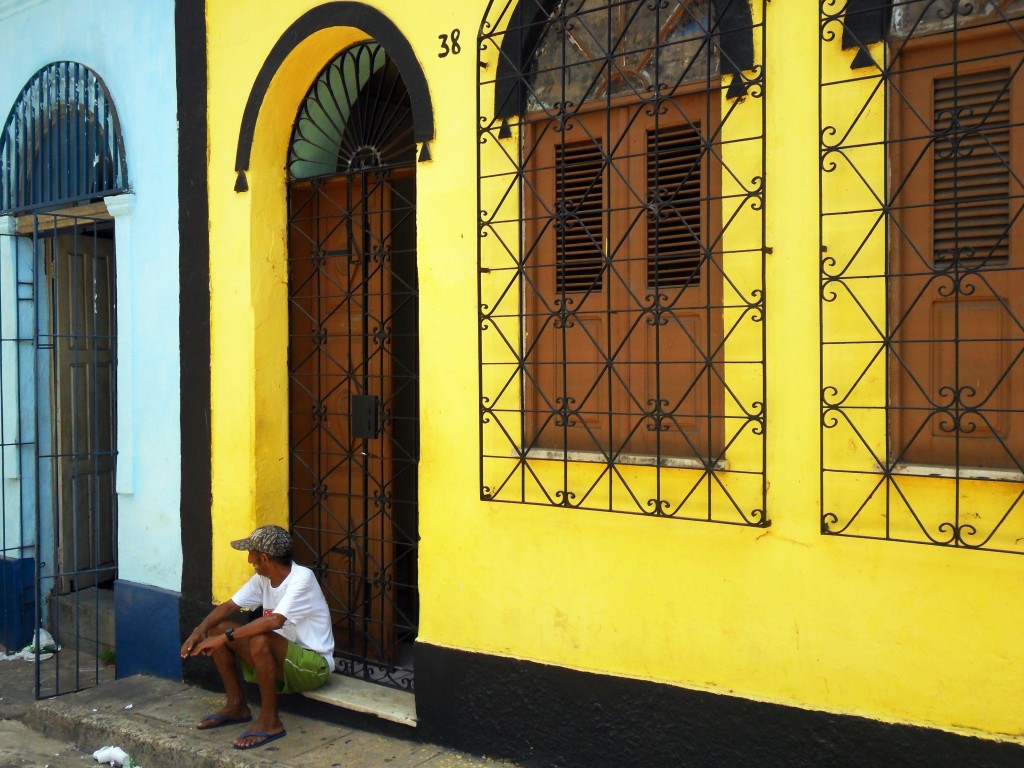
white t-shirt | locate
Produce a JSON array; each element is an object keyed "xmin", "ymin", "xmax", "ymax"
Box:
[{"xmin": 231, "ymin": 563, "xmax": 336, "ymax": 672}]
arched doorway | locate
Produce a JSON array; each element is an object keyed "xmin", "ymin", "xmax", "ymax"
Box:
[
  {"xmin": 287, "ymin": 41, "xmax": 419, "ymax": 690},
  {"xmin": 0, "ymin": 61, "xmax": 128, "ymax": 694}
]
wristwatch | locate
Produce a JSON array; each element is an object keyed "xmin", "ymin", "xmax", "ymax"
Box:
[{"xmin": 225, "ymin": 628, "xmax": 235, "ymax": 642}]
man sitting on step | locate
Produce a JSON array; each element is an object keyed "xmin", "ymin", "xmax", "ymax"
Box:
[{"xmin": 180, "ymin": 524, "xmax": 335, "ymax": 750}]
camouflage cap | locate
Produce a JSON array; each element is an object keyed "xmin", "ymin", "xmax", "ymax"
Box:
[{"xmin": 230, "ymin": 525, "xmax": 293, "ymax": 557}]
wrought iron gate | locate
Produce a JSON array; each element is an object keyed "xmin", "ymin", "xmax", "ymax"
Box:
[
  {"xmin": 0, "ymin": 210, "xmax": 117, "ymax": 697},
  {"xmin": 287, "ymin": 41, "xmax": 419, "ymax": 691},
  {"xmin": 288, "ymin": 171, "xmax": 418, "ymax": 690},
  {"xmin": 0, "ymin": 61, "xmax": 126, "ymax": 696},
  {"xmin": 37, "ymin": 212, "xmax": 117, "ymax": 696}
]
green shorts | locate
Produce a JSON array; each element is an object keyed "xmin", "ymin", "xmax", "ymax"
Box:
[{"xmin": 241, "ymin": 640, "xmax": 330, "ymax": 694}]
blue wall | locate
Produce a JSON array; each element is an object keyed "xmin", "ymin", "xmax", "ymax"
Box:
[
  {"xmin": 0, "ymin": 0, "xmax": 183, "ymax": 593},
  {"xmin": 114, "ymin": 580, "xmax": 181, "ymax": 680},
  {"xmin": 0, "ymin": 0, "xmax": 183, "ymax": 678}
]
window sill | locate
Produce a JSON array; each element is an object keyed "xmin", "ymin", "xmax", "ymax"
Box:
[
  {"xmin": 884, "ymin": 463, "xmax": 1024, "ymax": 483},
  {"xmin": 524, "ymin": 447, "xmax": 728, "ymax": 471}
]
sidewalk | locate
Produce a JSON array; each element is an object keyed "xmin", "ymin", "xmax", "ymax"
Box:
[{"xmin": 0, "ymin": 645, "xmax": 514, "ymax": 768}]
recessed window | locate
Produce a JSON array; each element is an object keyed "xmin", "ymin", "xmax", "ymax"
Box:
[
  {"xmin": 479, "ymin": 0, "xmax": 766, "ymax": 522},
  {"xmin": 820, "ymin": 1, "xmax": 1024, "ymax": 550}
]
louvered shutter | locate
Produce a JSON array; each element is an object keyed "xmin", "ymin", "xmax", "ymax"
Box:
[
  {"xmin": 556, "ymin": 140, "xmax": 605, "ymax": 293},
  {"xmin": 933, "ymin": 68, "xmax": 1011, "ymax": 262},
  {"xmin": 647, "ymin": 124, "xmax": 703, "ymax": 287},
  {"xmin": 524, "ymin": 99, "xmax": 723, "ymax": 458}
]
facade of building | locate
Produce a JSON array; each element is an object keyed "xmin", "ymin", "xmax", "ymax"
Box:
[
  {"xmin": 3, "ymin": 0, "xmax": 1024, "ymax": 765},
  {"xmin": 0, "ymin": 0, "xmax": 187, "ymax": 682},
  {"xmin": 189, "ymin": 0, "xmax": 1024, "ymax": 764}
]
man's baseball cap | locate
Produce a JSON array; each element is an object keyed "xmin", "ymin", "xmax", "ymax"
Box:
[{"xmin": 230, "ymin": 525, "xmax": 293, "ymax": 557}]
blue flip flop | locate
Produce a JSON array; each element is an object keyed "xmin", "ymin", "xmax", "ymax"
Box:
[
  {"xmin": 233, "ymin": 728, "xmax": 287, "ymax": 750},
  {"xmin": 196, "ymin": 713, "xmax": 252, "ymax": 730}
]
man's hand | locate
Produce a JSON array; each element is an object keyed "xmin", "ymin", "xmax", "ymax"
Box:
[
  {"xmin": 179, "ymin": 600, "xmax": 240, "ymax": 659},
  {"xmin": 191, "ymin": 633, "xmax": 229, "ymax": 657},
  {"xmin": 180, "ymin": 628, "xmax": 206, "ymax": 658}
]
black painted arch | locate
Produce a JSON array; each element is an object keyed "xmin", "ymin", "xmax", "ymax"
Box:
[
  {"xmin": 234, "ymin": 2, "xmax": 434, "ymax": 175},
  {"xmin": 839, "ymin": 0, "xmax": 891, "ymax": 68},
  {"xmin": 842, "ymin": 0, "xmax": 891, "ymax": 49}
]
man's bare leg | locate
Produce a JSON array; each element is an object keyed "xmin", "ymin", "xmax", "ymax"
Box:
[
  {"xmin": 195, "ymin": 622, "xmax": 252, "ymax": 729},
  {"xmin": 231, "ymin": 631, "xmax": 289, "ymax": 749}
]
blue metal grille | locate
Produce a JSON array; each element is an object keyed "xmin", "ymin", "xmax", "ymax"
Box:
[{"xmin": 0, "ymin": 62, "xmax": 129, "ymax": 215}]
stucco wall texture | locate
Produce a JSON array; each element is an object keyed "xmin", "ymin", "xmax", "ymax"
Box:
[{"xmin": 205, "ymin": 0, "xmax": 1024, "ymax": 747}]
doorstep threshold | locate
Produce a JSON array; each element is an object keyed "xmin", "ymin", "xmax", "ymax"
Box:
[{"xmin": 302, "ymin": 673, "xmax": 417, "ymax": 726}]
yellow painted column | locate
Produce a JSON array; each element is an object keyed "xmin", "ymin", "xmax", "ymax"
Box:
[{"xmin": 762, "ymin": 0, "xmax": 821, "ymax": 546}]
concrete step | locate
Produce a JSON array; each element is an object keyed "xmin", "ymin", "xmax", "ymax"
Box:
[
  {"xmin": 51, "ymin": 587, "xmax": 115, "ymax": 657},
  {"xmin": 302, "ymin": 672, "xmax": 417, "ymax": 726},
  {"xmin": 23, "ymin": 674, "xmax": 510, "ymax": 768}
]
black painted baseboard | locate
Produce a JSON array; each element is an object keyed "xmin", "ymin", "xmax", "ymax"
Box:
[{"xmin": 415, "ymin": 643, "xmax": 1024, "ymax": 768}]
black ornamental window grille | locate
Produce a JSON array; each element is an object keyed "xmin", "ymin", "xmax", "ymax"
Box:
[
  {"xmin": 0, "ymin": 62, "xmax": 129, "ymax": 215},
  {"xmin": 820, "ymin": 0, "xmax": 1024, "ymax": 552},
  {"xmin": 478, "ymin": 0, "xmax": 767, "ymax": 523}
]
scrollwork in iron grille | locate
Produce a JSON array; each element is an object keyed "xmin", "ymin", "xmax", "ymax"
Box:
[
  {"xmin": 820, "ymin": 0, "xmax": 1024, "ymax": 552},
  {"xmin": 287, "ymin": 40, "xmax": 419, "ymax": 690},
  {"xmin": 478, "ymin": 0, "xmax": 767, "ymax": 523},
  {"xmin": 288, "ymin": 172, "xmax": 420, "ymax": 690},
  {"xmin": 289, "ymin": 43, "xmax": 415, "ymax": 180}
]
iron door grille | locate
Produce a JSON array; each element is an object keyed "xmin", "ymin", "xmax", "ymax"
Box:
[{"xmin": 287, "ymin": 41, "xmax": 419, "ymax": 691}]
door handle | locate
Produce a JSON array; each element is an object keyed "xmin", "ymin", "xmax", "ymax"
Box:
[{"xmin": 351, "ymin": 394, "xmax": 381, "ymax": 439}]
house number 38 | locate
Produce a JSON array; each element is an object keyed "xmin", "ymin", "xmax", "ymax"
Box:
[{"xmin": 438, "ymin": 29, "xmax": 461, "ymax": 58}]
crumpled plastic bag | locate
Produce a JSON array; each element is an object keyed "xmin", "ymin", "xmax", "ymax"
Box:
[
  {"xmin": 28, "ymin": 627, "xmax": 58, "ymax": 654},
  {"xmin": 0, "ymin": 628, "xmax": 60, "ymax": 662},
  {"xmin": 92, "ymin": 745, "xmax": 139, "ymax": 766}
]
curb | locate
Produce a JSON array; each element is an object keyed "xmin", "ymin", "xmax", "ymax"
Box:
[{"xmin": 25, "ymin": 696, "xmax": 279, "ymax": 768}]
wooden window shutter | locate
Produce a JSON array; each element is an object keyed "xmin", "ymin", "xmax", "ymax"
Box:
[
  {"xmin": 647, "ymin": 123, "xmax": 703, "ymax": 287},
  {"xmin": 933, "ymin": 68, "xmax": 1011, "ymax": 262},
  {"xmin": 556, "ymin": 140, "xmax": 605, "ymax": 293}
]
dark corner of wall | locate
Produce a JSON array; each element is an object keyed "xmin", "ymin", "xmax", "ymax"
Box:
[{"xmin": 175, "ymin": 0, "xmax": 212, "ymax": 681}]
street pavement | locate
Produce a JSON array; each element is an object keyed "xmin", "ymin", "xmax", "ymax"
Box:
[
  {"xmin": 0, "ymin": 643, "xmax": 515, "ymax": 768},
  {"xmin": 1, "ymin": 642, "xmax": 118, "ymax": 767}
]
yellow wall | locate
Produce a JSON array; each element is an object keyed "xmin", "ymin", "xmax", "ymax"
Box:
[{"xmin": 206, "ymin": 0, "xmax": 1024, "ymax": 744}]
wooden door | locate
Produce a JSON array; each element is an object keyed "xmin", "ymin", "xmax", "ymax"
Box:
[
  {"xmin": 289, "ymin": 170, "xmax": 418, "ymax": 671},
  {"xmin": 51, "ymin": 233, "xmax": 116, "ymax": 592}
]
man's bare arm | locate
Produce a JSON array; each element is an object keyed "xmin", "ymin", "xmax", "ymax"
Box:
[
  {"xmin": 180, "ymin": 600, "xmax": 240, "ymax": 658},
  {"xmin": 188, "ymin": 611, "xmax": 287, "ymax": 657}
]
